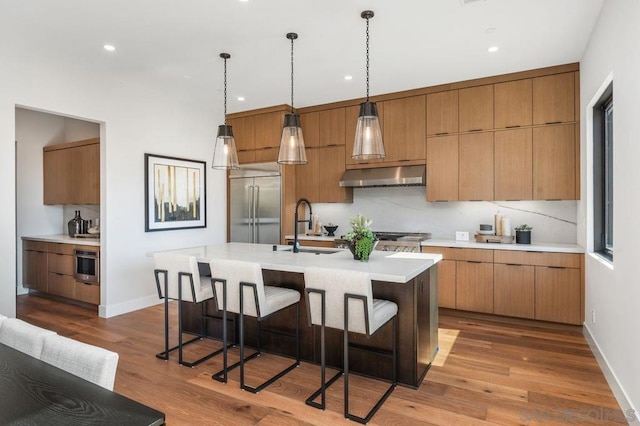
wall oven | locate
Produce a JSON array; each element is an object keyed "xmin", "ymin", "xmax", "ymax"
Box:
[{"xmin": 74, "ymin": 249, "xmax": 100, "ymax": 283}]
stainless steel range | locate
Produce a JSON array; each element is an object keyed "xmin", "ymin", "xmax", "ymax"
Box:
[{"xmin": 336, "ymin": 231, "xmax": 431, "ymax": 253}]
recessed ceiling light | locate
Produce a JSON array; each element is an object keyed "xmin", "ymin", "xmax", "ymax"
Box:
[
  {"xmin": 344, "ymin": 75, "xmax": 353, "ymax": 80},
  {"xmin": 237, "ymin": 96, "xmax": 245, "ymax": 101},
  {"xmin": 485, "ymin": 27, "xmax": 496, "ymax": 34},
  {"xmin": 103, "ymin": 44, "xmax": 116, "ymax": 52},
  {"xmin": 488, "ymin": 46, "xmax": 499, "ymax": 53}
]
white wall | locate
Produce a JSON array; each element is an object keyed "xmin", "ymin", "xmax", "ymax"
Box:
[
  {"xmin": 0, "ymin": 45, "xmax": 227, "ymax": 318},
  {"xmin": 313, "ymin": 188, "xmax": 577, "ymax": 244},
  {"xmin": 580, "ymin": 0, "xmax": 640, "ymax": 417}
]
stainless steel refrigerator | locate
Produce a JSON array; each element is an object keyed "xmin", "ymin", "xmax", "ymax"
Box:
[{"xmin": 229, "ymin": 162, "xmax": 281, "ymax": 244}]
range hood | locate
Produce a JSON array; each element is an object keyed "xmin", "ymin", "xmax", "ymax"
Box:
[{"xmin": 339, "ymin": 165, "xmax": 426, "ymax": 188}]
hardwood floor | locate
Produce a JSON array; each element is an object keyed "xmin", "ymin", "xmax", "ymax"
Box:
[{"xmin": 16, "ymin": 294, "xmax": 626, "ymax": 425}]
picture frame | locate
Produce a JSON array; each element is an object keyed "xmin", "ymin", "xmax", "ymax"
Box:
[{"xmin": 145, "ymin": 153, "xmax": 206, "ymax": 232}]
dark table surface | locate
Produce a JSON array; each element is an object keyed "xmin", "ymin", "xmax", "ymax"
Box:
[{"xmin": 0, "ymin": 343, "xmax": 165, "ymax": 426}]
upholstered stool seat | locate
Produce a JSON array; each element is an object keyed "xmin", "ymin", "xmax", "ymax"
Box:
[
  {"xmin": 0, "ymin": 318, "xmax": 57, "ymax": 359},
  {"xmin": 153, "ymin": 253, "xmax": 232, "ymax": 367},
  {"xmin": 304, "ymin": 266, "xmax": 398, "ymax": 424},
  {"xmin": 209, "ymin": 258, "xmax": 300, "ymax": 392}
]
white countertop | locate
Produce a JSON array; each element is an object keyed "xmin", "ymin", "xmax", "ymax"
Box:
[
  {"xmin": 156, "ymin": 242, "xmax": 441, "ymax": 283},
  {"xmin": 22, "ymin": 234, "xmax": 101, "ymax": 247},
  {"xmin": 421, "ymin": 239, "xmax": 584, "ymax": 253}
]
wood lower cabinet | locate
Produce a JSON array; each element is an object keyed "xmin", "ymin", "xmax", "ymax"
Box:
[
  {"xmin": 494, "ymin": 263, "xmax": 535, "ymax": 319},
  {"xmin": 535, "ymin": 266, "xmax": 581, "ymax": 324},
  {"xmin": 459, "ymin": 132, "xmax": 494, "ymax": 201},
  {"xmin": 533, "ymin": 124, "xmax": 576, "ymax": 200},
  {"xmin": 456, "ymin": 261, "xmax": 494, "ymax": 314},
  {"xmin": 494, "ymin": 128, "xmax": 533, "ymax": 200},
  {"xmin": 426, "ymin": 135, "xmax": 458, "ymax": 201},
  {"xmin": 43, "ymin": 138, "xmax": 100, "ymax": 205},
  {"xmin": 22, "ymin": 239, "xmax": 100, "ymax": 306},
  {"xmin": 436, "ymin": 259, "xmax": 456, "ymax": 309}
]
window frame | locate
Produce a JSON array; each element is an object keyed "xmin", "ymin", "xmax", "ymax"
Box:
[{"xmin": 593, "ymin": 84, "xmax": 613, "ymax": 261}]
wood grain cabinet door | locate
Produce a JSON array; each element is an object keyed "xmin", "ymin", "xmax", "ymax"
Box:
[
  {"xmin": 426, "ymin": 90, "xmax": 458, "ymax": 136},
  {"xmin": 456, "ymin": 261, "xmax": 494, "ymax": 314},
  {"xmin": 532, "ymin": 73, "xmax": 575, "ymax": 125},
  {"xmin": 318, "ymin": 145, "xmax": 352, "ymax": 203},
  {"xmin": 436, "ymin": 259, "xmax": 456, "ymax": 309},
  {"xmin": 459, "ymin": 85, "xmax": 494, "ymax": 132},
  {"xmin": 254, "ymin": 111, "xmax": 285, "ymax": 149},
  {"xmin": 299, "ymin": 112, "xmax": 320, "ymax": 148},
  {"xmin": 426, "ymin": 135, "xmax": 458, "ymax": 201},
  {"xmin": 228, "ymin": 115, "xmax": 256, "ymax": 163},
  {"xmin": 494, "ymin": 128, "xmax": 533, "ymax": 200},
  {"xmin": 295, "ymin": 147, "xmax": 319, "ymax": 202},
  {"xmin": 382, "ymin": 95, "xmax": 426, "ymax": 162},
  {"xmin": 532, "ymin": 124, "xmax": 576, "ymax": 200},
  {"xmin": 459, "ymin": 132, "xmax": 494, "ymax": 201},
  {"xmin": 494, "ymin": 79, "xmax": 532, "ymax": 128},
  {"xmin": 318, "ymin": 108, "xmax": 345, "ymax": 147},
  {"xmin": 535, "ymin": 266, "xmax": 581, "ymax": 324},
  {"xmin": 494, "ymin": 263, "xmax": 535, "ymax": 319}
]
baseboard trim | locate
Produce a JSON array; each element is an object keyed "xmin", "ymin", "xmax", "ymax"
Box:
[
  {"xmin": 583, "ymin": 324, "xmax": 639, "ymax": 424},
  {"xmin": 99, "ymin": 294, "xmax": 162, "ymax": 318}
]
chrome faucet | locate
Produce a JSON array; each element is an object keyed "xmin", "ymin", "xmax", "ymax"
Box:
[{"xmin": 293, "ymin": 198, "xmax": 313, "ymax": 253}]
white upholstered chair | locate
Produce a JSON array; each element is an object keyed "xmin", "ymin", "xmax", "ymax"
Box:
[
  {"xmin": 153, "ymin": 253, "xmax": 229, "ymax": 367},
  {"xmin": 0, "ymin": 318, "xmax": 57, "ymax": 359},
  {"xmin": 40, "ymin": 334, "xmax": 119, "ymax": 390},
  {"xmin": 209, "ymin": 258, "xmax": 300, "ymax": 392},
  {"xmin": 304, "ymin": 266, "xmax": 398, "ymax": 424}
]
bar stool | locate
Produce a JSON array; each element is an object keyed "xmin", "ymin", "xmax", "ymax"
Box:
[
  {"xmin": 303, "ymin": 266, "xmax": 397, "ymax": 424},
  {"xmin": 209, "ymin": 258, "xmax": 300, "ymax": 392},
  {"xmin": 153, "ymin": 253, "xmax": 232, "ymax": 367}
]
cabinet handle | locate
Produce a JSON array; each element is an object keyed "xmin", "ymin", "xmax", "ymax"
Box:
[
  {"xmin": 468, "ymin": 129, "xmax": 483, "ymax": 132},
  {"xmin": 56, "ymin": 273, "xmax": 64, "ymax": 276},
  {"xmin": 548, "ymin": 266, "xmax": 566, "ymax": 269},
  {"xmin": 506, "ymin": 263, "xmax": 523, "ymax": 267},
  {"xmin": 435, "ymin": 132, "xmax": 449, "ymax": 136},
  {"xmin": 468, "ymin": 199, "xmax": 483, "ymax": 202},
  {"xmin": 326, "ymin": 144, "xmax": 339, "ymax": 147},
  {"xmin": 467, "ymin": 260, "xmax": 482, "ymax": 264},
  {"xmin": 545, "ymin": 121, "xmax": 562, "ymax": 125},
  {"xmin": 398, "ymin": 159, "xmax": 410, "ymax": 162},
  {"xmin": 505, "ymin": 125, "xmax": 521, "ymax": 128},
  {"xmin": 433, "ymin": 200, "xmax": 449, "ymax": 202},
  {"xmin": 506, "ymin": 199, "xmax": 521, "ymax": 202},
  {"xmin": 545, "ymin": 199, "xmax": 562, "ymax": 201}
]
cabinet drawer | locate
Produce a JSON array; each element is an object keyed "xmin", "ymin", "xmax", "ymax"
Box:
[
  {"xmin": 494, "ymin": 250, "xmax": 580, "ymax": 268},
  {"xmin": 48, "ymin": 272, "xmax": 75, "ymax": 299},
  {"xmin": 75, "ymin": 281, "xmax": 100, "ymax": 305},
  {"xmin": 447, "ymin": 248, "xmax": 493, "ymax": 262},
  {"xmin": 23, "ymin": 240, "xmax": 49, "ymax": 252},
  {"xmin": 48, "ymin": 253, "xmax": 74, "ymax": 275},
  {"xmin": 421, "ymin": 246, "xmax": 448, "ymax": 256},
  {"xmin": 49, "ymin": 243, "xmax": 75, "ymax": 255}
]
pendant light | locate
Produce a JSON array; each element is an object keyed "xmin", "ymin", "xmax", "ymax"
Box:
[
  {"xmin": 352, "ymin": 10, "xmax": 385, "ymax": 160},
  {"xmin": 212, "ymin": 53, "xmax": 239, "ymax": 170},
  {"xmin": 278, "ymin": 32, "xmax": 307, "ymax": 165}
]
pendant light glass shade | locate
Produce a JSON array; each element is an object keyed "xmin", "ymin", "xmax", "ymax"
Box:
[
  {"xmin": 352, "ymin": 10, "xmax": 385, "ymax": 160},
  {"xmin": 353, "ymin": 101, "xmax": 385, "ymax": 160},
  {"xmin": 278, "ymin": 32, "xmax": 307, "ymax": 165},
  {"xmin": 278, "ymin": 113, "xmax": 307, "ymax": 164},
  {"xmin": 212, "ymin": 124, "xmax": 239, "ymax": 169},
  {"xmin": 212, "ymin": 53, "xmax": 239, "ymax": 170}
]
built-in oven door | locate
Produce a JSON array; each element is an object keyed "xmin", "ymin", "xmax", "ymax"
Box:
[{"xmin": 74, "ymin": 249, "xmax": 99, "ymax": 283}]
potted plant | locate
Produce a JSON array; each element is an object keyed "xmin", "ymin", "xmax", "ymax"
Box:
[
  {"xmin": 344, "ymin": 214, "xmax": 377, "ymax": 261},
  {"xmin": 515, "ymin": 224, "xmax": 533, "ymax": 244}
]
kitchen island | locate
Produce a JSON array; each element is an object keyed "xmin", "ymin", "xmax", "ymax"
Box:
[{"xmin": 159, "ymin": 243, "xmax": 442, "ymax": 388}]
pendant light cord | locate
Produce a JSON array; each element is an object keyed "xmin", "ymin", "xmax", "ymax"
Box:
[
  {"xmin": 223, "ymin": 56, "xmax": 228, "ymax": 124},
  {"xmin": 290, "ymin": 35, "xmax": 295, "ymax": 113},
  {"xmin": 365, "ymin": 14, "xmax": 370, "ymax": 102}
]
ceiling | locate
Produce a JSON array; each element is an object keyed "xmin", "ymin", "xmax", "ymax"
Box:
[{"xmin": 1, "ymin": 0, "xmax": 604, "ymax": 113}]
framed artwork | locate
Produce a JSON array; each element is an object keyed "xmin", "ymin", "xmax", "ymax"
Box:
[{"xmin": 145, "ymin": 153, "xmax": 206, "ymax": 232}]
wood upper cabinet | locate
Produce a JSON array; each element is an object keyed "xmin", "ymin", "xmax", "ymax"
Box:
[
  {"xmin": 43, "ymin": 138, "xmax": 100, "ymax": 205},
  {"xmin": 228, "ymin": 115, "xmax": 256, "ymax": 151},
  {"xmin": 533, "ymin": 124, "xmax": 576, "ymax": 200},
  {"xmin": 494, "ymin": 79, "xmax": 532, "ymax": 128},
  {"xmin": 459, "ymin": 85, "xmax": 494, "ymax": 132},
  {"xmin": 319, "ymin": 108, "xmax": 345, "ymax": 147},
  {"xmin": 295, "ymin": 147, "xmax": 320, "ymax": 202},
  {"xmin": 535, "ymin": 266, "xmax": 581, "ymax": 324},
  {"xmin": 254, "ymin": 111, "xmax": 285, "ymax": 149},
  {"xmin": 494, "ymin": 263, "xmax": 535, "ymax": 319},
  {"xmin": 299, "ymin": 112, "xmax": 320, "ymax": 148},
  {"xmin": 318, "ymin": 145, "xmax": 352, "ymax": 203},
  {"xmin": 382, "ymin": 96, "xmax": 426, "ymax": 162},
  {"xmin": 533, "ymin": 73, "xmax": 575, "ymax": 125},
  {"xmin": 459, "ymin": 132, "xmax": 494, "ymax": 201},
  {"xmin": 345, "ymin": 103, "xmax": 384, "ymax": 167},
  {"xmin": 494, "ymin": 128, "xmax": 533, "ymax": 200},
  {"xmin": 456, "ymin": 261, "xmax": 494, "ymax": 314},
  {"xmin": 426, "ymin": 135, "xmax": 458, "ymax": 201},
  {"xmin": 426, "ymin": 90, "xmax": 458, "ymax": 136}
]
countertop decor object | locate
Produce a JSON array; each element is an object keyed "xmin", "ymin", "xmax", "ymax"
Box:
[
  {"xmin": 344, "ymin": 213, "xmax": 376, "ymax": 261},
  {"xmin": 515, "ymin": 224, "xmax": 533, "ymax": 244},
  {"xmin": 144, "ymin": 153, "xmax": 206, "ymax": 232},
  {"xmin": 324, "ymin": 224, "xmax": 338, "ymax": 236}
]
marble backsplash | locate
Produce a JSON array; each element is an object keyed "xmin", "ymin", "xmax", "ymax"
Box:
[
  {"xmin": 309, "ymin": 187, "xmax": 577, "ymax": 244},
  {"xmin": 62, "ymin": 205, "xmax": 100, "ymax": 234}
]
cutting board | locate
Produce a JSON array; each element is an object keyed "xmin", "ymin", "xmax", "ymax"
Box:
[{"xmin": 475, "ymin": 234, "xmax": 514, "ymax": 244}]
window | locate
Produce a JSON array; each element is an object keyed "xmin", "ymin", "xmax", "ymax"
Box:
[{"xmin": 593, "ymin": 84, "xmax": 613, "ymax": 260}]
